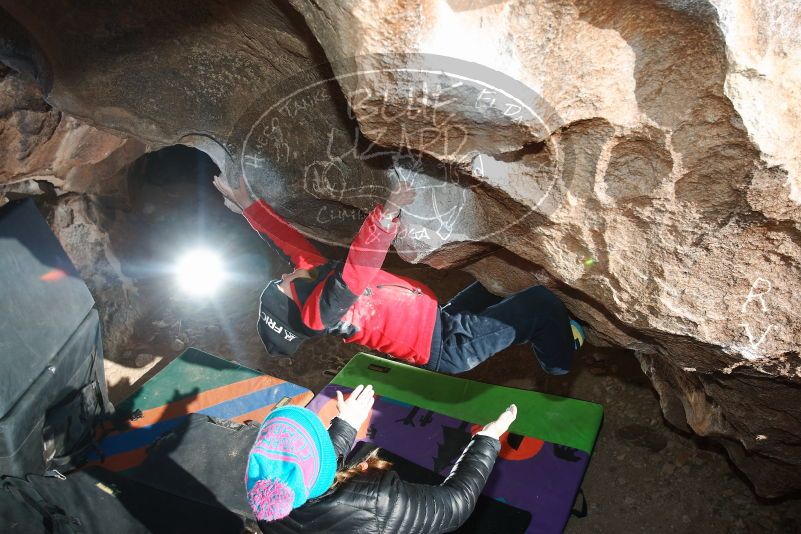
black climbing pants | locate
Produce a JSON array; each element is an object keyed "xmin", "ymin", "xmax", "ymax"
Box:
[{"xmin": 426, "ymin": 282, "xmax": 575, "ymax": 375}]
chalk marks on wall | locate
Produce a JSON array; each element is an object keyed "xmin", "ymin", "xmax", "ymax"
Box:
[{"xmin": 738, "ymin": 277, "xmax": 777, "ymax": 360}]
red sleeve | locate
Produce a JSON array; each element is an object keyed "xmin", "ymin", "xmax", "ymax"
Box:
[
  {"xmin": 242, "ymin": 200, "xmax": 328, "ymax": 270},
  {"xmin": 297, "ymin": 272, "xmax": 332, "ymax": 330},
  {"xmin": 340, "ymin": 204, "xmax": 398, "ymax": 296}
]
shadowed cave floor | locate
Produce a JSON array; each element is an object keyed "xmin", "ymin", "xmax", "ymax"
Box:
[{"xmin": 99, "ymin": 158, "xmax": 801, "ymax": 534}]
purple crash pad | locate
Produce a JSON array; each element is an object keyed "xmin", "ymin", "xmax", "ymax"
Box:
[{"xmin": 309, "ymin": 384, "xmax": 590, "ymax": 534}]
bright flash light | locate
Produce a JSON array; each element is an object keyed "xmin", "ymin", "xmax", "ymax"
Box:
[{"xmin": 174, "ymin": 249, "xmax": 226, "ymax": 296}]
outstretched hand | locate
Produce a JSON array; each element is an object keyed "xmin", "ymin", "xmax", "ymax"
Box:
[
  {"xmin": 212, "ymin": 174, "xmax": 253, "ymax": 212},
  {"xmin": 381, "ymin": 166, "xmax": 417, "ymax": 221},
  {"xmin": 380, "ymin": 181, "xmax": 416, "ymax": 226},
  {"xmin": 336, "ymin": 384, "xmax": 375, "ymax": 431},
  {"xmin": 477, "ymin": 404, "xmax": 517, "ymax": 440},
  {"xmin": 387, "ymin": 179, "xmax": 416, "ymax": 209}
]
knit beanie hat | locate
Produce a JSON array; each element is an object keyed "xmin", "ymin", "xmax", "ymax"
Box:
[{"xmin": 246, "ymin": 406, "xmax": 337, "ymax": 522}]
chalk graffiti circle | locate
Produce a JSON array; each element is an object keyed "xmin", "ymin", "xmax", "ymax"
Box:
[{"xmin": 229, "ymin": 53, "xmax": 575, "ymax": 255}]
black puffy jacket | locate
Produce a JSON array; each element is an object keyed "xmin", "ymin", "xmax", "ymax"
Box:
[{"xmin": 261, "ymin": 418, "xmax": 501, "ymax": 534}]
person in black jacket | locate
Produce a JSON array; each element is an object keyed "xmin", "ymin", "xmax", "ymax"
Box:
[{"xmin": 247, "ymin": 384, "xmax": 516, "ymax": 534}]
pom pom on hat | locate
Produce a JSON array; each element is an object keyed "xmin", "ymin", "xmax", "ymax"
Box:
[{"xmin": 247, "ymin": 478, "xmax": 295, "ymax": 521}]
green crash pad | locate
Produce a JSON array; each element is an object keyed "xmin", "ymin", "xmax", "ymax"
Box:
[{"xmin": 331, "ymin": 352, "xmax": 603, "ymax": 453}]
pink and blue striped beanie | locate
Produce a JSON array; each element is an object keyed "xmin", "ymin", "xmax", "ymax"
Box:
[{"xmin": 246, "ymin": 406, "xmax": 337, "ymax": 522}]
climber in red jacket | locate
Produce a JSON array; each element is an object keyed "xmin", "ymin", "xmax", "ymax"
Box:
[{"xmin": 213, "ymin": 174, "xmax": 584, "ymax": 375}]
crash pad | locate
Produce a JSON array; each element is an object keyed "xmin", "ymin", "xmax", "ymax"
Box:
[
  {"xmin": 309, "ymin": 352, "xmax": 603, "ymax": 533},
  {"xmin": 330, "ymin": 352, "xmax": 602, "ymax": 453},
  {"xmin": 96, "ymin": 348, "xmax": 312, "ymax": 471}
]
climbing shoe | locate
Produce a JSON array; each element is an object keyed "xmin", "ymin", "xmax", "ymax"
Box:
[{"xmin": 570, "ymin": 318, "xmax": 585, "ymax": 351}]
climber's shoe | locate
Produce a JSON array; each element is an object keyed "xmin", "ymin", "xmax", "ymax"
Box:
[{"xmin": 570, "ymin": 318, "xmax": 585, "ymax": 351}]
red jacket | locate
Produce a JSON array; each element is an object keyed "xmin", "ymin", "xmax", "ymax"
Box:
[{"xmin": 243, "ymin": 200, "xmax": 439, "ymax": 365}]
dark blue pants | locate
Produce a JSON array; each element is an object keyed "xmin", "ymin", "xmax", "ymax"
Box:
[{"xmin": 427, "ymin": 282, "xmax": 575, "ymax": 375}]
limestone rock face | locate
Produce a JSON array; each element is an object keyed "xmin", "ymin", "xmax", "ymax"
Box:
[
  {"xmin": 48, "ymin": 195, "xmax": 140, "ymax": 359},
  {"xmin": 1, "ymin": 0, "xmax": 799, "ymax": 496},
  {"xmin": 0, "ymin": 1, "xmax": 324, "ymax": 147},
  {"xmin": 713, "ymin": 0, "xmax": 801, "ymax": 208},
  {"xmin": 0, "ymin": 66, "xmax": 146, "ymax": 205},
  {"xmin": 0, "ymin": 65, "xmax": 144, "ymax": 356},
  {"xmin": 285, "ymin": 0, "xmax": 801, "ymax": 497}
]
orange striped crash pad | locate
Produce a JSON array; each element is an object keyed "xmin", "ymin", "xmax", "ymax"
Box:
[{"xmin": 94, "ymin": 348, "xmax": 312, "ymax": 471}]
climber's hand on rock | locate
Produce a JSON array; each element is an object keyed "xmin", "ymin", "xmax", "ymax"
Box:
[
  {"xmin": 213, "ymin": 174, "xmax": 253, "ymax": 211},
  {"xmin": 336, "ymin": 384, "xmax": 375, "ymax": 431},
  {"xmin": 477, "ymin": 404, "xmax": 517, "ymax": 440},
  {"xmin": 387, "ymin": 179, "xmax": 416, "ymax": 209},
  {"xmin": 382, "ymin": 180, "xmax": 416, "ymax": 225}
]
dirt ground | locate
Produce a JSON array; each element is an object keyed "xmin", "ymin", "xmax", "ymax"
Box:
[{"xmin": 102, "ymin": 152, "xmax": 801, "ymax": 533}]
